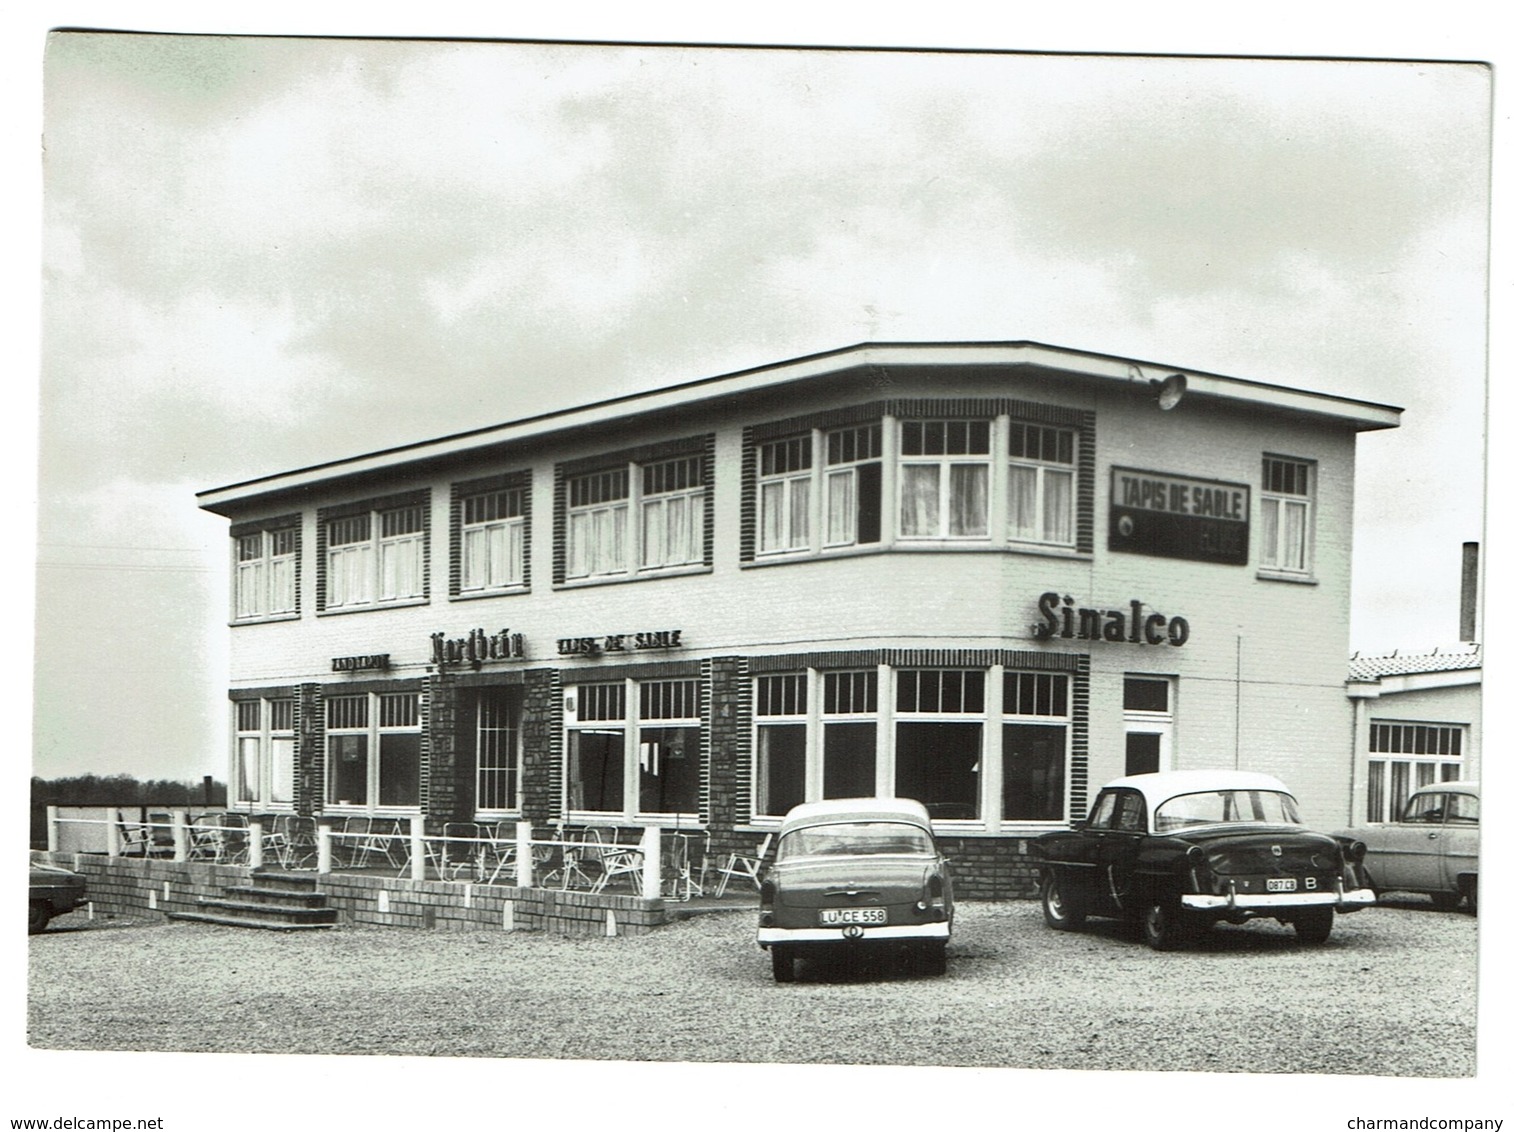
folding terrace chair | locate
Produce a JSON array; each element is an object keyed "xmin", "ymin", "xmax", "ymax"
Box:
[
  {"xmin": 442, "ymin": 821, "xmax": 485, "ymax": 881},
  {"xmin": 714, "ymin": 833, "xmax": 773, "ymax": 896}
]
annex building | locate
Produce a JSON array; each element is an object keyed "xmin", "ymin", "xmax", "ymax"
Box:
[{"xmin": 197, "ymin": 341, "xmax": 1401, "ymax": 897}]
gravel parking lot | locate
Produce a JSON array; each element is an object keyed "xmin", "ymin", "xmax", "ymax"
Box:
[{"xmin": 28, "ymin": 897, "xmax": 1477, "ymax": 1076}]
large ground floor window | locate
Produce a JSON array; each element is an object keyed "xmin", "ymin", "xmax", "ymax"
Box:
[
  {"xmin": 567, "ymin": 678, "xmax": 702, "ymax": 820},
  {"xmin": 233, "ymin": 697, "xmax": 296, "ymax": 809},
  {"xmin": 1366, "ymin": 720, "xmax": 1465, "ymax": 821},
  {"xmin": 752, "ymin": 665, "xmax": 1072, "ymax": 826},
  {"xmin": 325, "ymin": 691, "xmax": 422, "ymax": 810}
]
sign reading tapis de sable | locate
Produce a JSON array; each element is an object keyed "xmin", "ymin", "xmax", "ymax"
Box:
[{"xmin": 1108, "ymin": 466, "xmax": 1250, "ymax": 566}]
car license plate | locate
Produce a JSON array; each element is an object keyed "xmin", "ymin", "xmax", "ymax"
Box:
[
  {"xmin": 1267, "ymin": 878, "xmax": 1297, "ymax": 893},
  {"xmin": 820, "ymin": 907, "xmax": 887, "ymax": 926}
]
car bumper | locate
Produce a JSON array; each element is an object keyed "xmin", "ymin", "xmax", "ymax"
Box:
[
  {"xmin": 758, "ymin": 922, "xmax": 951, "ymax": 945},
  {"xmin": 1181, "ymin": 886, "xmax": 1375, "ymax": 912}
]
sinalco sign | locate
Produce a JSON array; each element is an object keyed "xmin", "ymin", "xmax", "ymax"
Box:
[{"xmin": 1032, "ymin": 593, "xmax": 1190, "ymax": 646}]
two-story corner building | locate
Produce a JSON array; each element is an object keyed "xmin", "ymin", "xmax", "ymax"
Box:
[{"xmin": 196, "ymin": 340, "xmax": 1402, "ymax": 897}]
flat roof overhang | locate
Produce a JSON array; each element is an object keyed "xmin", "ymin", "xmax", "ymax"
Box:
[{"xmin": 197, "ymin": 340, "xmax": 1403, "ymax": 516}]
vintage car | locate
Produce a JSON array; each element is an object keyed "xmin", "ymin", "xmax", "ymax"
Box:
[
  {"xmin": 757, "ymin": 797, "xmax": 954, "ymax": 981},
  {"xmin": 1336, "ymin": 781, "xmax": 1478, "ymax": 913},
  {"xmin": 1034, "ymin": 770, "xmax": 1374, "ymax": 949},
  {"xmin": 29, "ymin": 862, "xmax": 87, "ymax": 934}
]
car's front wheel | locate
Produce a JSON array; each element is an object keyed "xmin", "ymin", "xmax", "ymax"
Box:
[
  {"xmin": 771, "ymin": 944, "xmax": 796, "ymax": 983},
  {"xmin": 28, "ymin": 901, "xmax": 51, "ymax": 935},
  {"xmin": 1292, "ymin": 907, "xmax": 1334, "ymax": 944},
  {"xmin": 1142, "ymin": 899, "xmax": 1187, "ymax": 951},
  {"xmin": 911, "ymin": 941, "xmax": 947, "ymax": 977},
  {"xmin": 1041, "ymin": 870, "xmax": 1085, "ymax": 931},
  {"xmin": 1463, "ymin": 876, "xmax": 1478, "ymax": 916}
]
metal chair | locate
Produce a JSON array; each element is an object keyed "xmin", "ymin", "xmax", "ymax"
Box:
[
  {"xmin": 187, "ymin": 813, "xmax": 227, "ymax": 862},
  {"xmin": 116, "ymin": 812, "xmax": 156, "ymax": 857},
  {"xmin": 483, "ymin": 820, "xmax": 519, "ymax": 885},
  {"xmin": 442, "ymin": 821, "xmax": 485, "ymax": 881},
  {"xmin": 714, "ymin": 832, "xmax": 773, "ymax": 896},
  {"xmin": 269, "ymin": 814, "xmax": 317, "ymax": 869},
  {"xmin": 593, "ymin": 829, "xmax": 643, "ymax": 894}
]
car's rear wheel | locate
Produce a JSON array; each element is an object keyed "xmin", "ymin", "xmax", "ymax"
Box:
[
  {"xmin": 1430, "ymin": 891, "xmax": 1461, "ymax": 912},
  {"xmin": 1292, "ymin": 907, "xmax": 1334, "ymax": 944},
  {"xmin": 1462, "ymin": 876, "xmax": 1478, "ymax": 916},
  {"xmin": 28, "ymin": 901, "xmax": 50, "ymax": 935},
  {"xmin": 771, "ymin": 944, "xmax": 796, "ymax": 983},
  {"xmin": 1041, "ymin": 870, "xmax": 1085, "ymax": 931},
  {"xmin": 1142, "ymin": 899, "xmax": 1187, "ymax": 951}
]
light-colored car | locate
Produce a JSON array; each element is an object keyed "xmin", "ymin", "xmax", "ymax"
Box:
[
  {"xmin": 1035, "ymin": 770, "xmax": 1376, "ymax": 949},
  {"xmin": 30, "ymin": 862, "xmax": 87, "ymax": 934},
  {"xmin": 1338, "ymin": 781, "xmax": 1479, "ymax": 913},
  {"xmin": 757, "ymin": 797, "xmax": 954, "ymax": 982}
]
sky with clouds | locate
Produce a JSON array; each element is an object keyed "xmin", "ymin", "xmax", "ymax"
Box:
[{"xmin": 35, "ymin": 34, "xmax": 1489, "ymax": 784}]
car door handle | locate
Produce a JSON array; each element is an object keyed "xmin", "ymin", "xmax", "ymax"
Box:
[{"xmin": 1427, "ymin": 832, "xmax": 1439, "ymax": 840}]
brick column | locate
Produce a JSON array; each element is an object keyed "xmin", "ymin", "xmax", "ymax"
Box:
[{"xmin": 520, "ymin": 668, "xmax": 561, "ymax": 824}]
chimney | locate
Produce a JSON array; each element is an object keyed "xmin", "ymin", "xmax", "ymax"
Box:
[{"xmin": 1460, "ymin": 542, "xmax": 1479, "ymax": 642}]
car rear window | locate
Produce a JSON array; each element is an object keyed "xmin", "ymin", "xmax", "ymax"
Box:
[
  {"xmin": 1153, "ymin": 789, "xmax": 1302, "ymax": 832},
  {"xmin": 778, "ymin": 821, "xmax": 933, "ymax": 860}
]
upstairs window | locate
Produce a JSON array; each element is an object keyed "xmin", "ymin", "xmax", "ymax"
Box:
[
  {"xmin": 461, "ymin": 486, "xmax": 527, "ymax": 592},
  {"xmin": 324, "ymin": 498, "xmax": 428, "ymax": 610},
  {"xmin": 758, "ymin": 436, "xmax": 813, "ymax": 555},
  {"xmin": 234, "ymin": 525, "xmax": 299, "ymax": 619},
  {"xmin": 899, "ymin": 420, "xmax": 990, "ymax": 539},
  {"xmin": 1260, "ymin": 456, "xmax": 1315, "ymax": 574},
  {"xmin": 823, "ymin": 425, "xmax": 883, "ymax": 547},
  {"xmin": 1008, "ymin": 423, "xmax": 1075, "ymax": 546},
  {"xmin": 564, "ymin": 446, "xmax": 709, "ymax": 582}
]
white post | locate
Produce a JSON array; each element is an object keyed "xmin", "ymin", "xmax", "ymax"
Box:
[
  {"xmin": 515, "ymin": 821, "xmax": 533, "ymax": 888},
  {"xmin": 316, "ymin": 822, "xmax": 332, "ymax": 874},
  {"xmin": 640, "ymin": 826, "xmax": 662, "ymax": 899},
  {"xmin": 248, "ymin": 819, "xmax": 264, "ymax": 870},
  {"xmin": 106, "ymin": 808, "xmax": 122, "ymax": 858},
  {"xmin": 46, "ymin": 806, "xmax": 58, "ymax": 852},
  {"xmin": 172, "ymin": 809, "xmax": 189, "ymax": 862},
  {"xmin": 409, "ymin": 815, "xmax": 425, "ymax": 881}
]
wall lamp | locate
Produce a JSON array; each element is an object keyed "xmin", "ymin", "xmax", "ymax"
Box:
[{"xmin": 1127, "ymin": 364, "xmax": 1187, "ymax": 411}]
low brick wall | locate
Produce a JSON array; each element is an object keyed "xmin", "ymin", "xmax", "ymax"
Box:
[
  {"xmin": 937, "ymin": 837, "xmax": 1042, "ymax": 900},
  {"xmin": 30, "ymin": 851, "xmax": 672, "ymax": 936}
]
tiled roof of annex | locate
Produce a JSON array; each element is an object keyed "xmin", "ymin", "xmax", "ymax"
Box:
[{"xmin": 1348, "ymin": 644, "xmax": 1482, "ymax": 681}]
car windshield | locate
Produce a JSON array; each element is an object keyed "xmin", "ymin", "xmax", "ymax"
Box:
[
  {"xmin": 778, "ymin": 821, "xmax": 933, "ymax": 860},
  {"xmin": 1153, "ymin": 789, "xmax": 1302, "ymax": 832}
]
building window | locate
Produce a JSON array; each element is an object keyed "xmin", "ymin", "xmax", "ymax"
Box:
[
  {"xmin": 1002, "ymin": 671, "xmax": 1069, "ymax": 821},
  {"xmin": 460, "ymin": 487, "xmax": 526, "ymax": 593},
  {"xmin": 754, "ymin": 674, "xmax": 808, "ymax": 818},
  {"xmin": 757, "ymin": 436, "xmax": 813, "ymax": 555},
  {"xmin": 564, "ymin": 449, "xmax": 709, "ymax": 582},
  {"xmin": 822, "ymin": 670, "xmax": 877, "ymax": 799},
  {"xmin": 899, "ymin": 420, "xmax": 991, "ymax": 539},
  {"xmin": 234, "ymin": 698, "xmax": 295, "ymax": 808},
  {"xmin": 324, "ymin": 500, "xmax": 428, "ymax": 610},
  {"xmin": 1260, "ymin": 455, "xmax": 1314, "ymax": 573},
  {"xmin": 823, "ymin": 425, "xmax": 883, "ymax": 547},
  {"xmin": 1123, "ymin": 676, "xmax": 1173, "ymax": 776},
  {"xmin": 1008, "ymin": 423, "xmax": 1075, "ymax": 546},
  {"xmin": 234, "ymin": 526, "xmax": 298, "ymax": 619},
  {"xmin": 566, "ymin": 679, "xmax": 702, "ymax": 819},
  {"xmin": 640, "ymin": 457, "xmax": 705, "ymax": 569},
  {"xmin": 1366, "ymin": 721, "xmax": 1465, "ymax": 821},
  {"xmin": 473, "ymin": 687, "xmax": 521, "ymax": 814},
  {"xmin": 895, "ymin": 669, "xmax": 986, "ymax": 820},
  {"xmin": 325, "ymin": 691, "xmax": 422, "ymax": 810}
]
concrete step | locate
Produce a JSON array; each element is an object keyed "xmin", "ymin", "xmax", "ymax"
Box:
[
  {"xmin": 167, "ymin": 911, "xmax": 334, "ymax": 932},
  {"xmin": 246, "ymin": 869, "xmax": 322, "ymax": 893},
  {"xmin": 221, "ymin": 885, "xmax": 330, "ymax": 908},
  {"xmin": 194, "ymin": 897, "xmax": 339, "ymax": 926}
]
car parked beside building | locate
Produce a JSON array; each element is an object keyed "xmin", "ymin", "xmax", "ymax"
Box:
[
  {"xmin": 757, "ymin": 797, "xmax": 953, "ymax": 981},
  {"xmin": 1034, "ymin": 770, "xmax": 1375, "ymax": 949},
  {"xmin": 1337, "ymin": 781, "xmax": 1478, "ymax": 913}
]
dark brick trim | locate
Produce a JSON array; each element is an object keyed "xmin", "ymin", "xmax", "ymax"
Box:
[
  {"xmin": 228, "ymin": 512, "xmax": 301, "ymax": 539},
  {"xmin": 739, "ymin": 426, "xmax": 757, "ymax": 563},
  {"xmin": 748, "ymin": 649, "xmax": 1083, "ymax": 673},
  {"xmin": 228, "ymin": 685, "xmax": 301, "ymax": 701},
  {"xmin": 559, "ymin": 660, "xmax": 703, "ymax": 685},
  {"xmin": 557, "ymin": 433, "xmax": 710, "ymax": 479}
]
